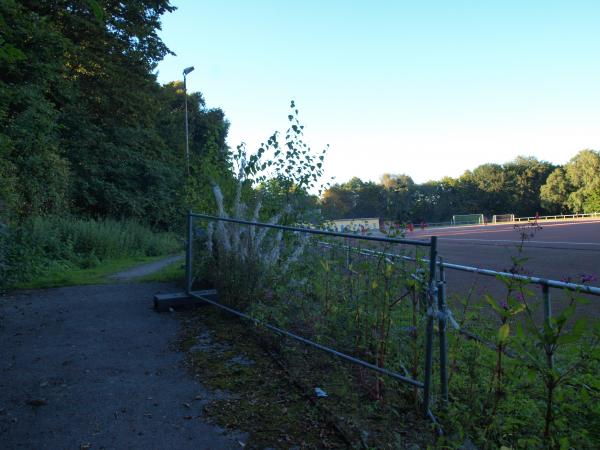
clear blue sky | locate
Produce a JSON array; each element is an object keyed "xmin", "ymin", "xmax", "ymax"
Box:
[{"xmin": 156, "ymin": 0, "xmax": 600, "ymax": 185}]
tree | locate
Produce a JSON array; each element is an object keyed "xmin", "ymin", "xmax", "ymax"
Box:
[
  {"xmin": 564, "ymin": 150, "xmax": 600, "ymax": 213},
  {"xmin": 540, "ymin": 150, "xmax": 600, "ymax": 214},
  {"xmin": 459, "ymin": 164, "xmax": 511, "ymax": 216},
  {"xmin": 504, "ymin": 156, "xmax": 555, "ymax": 216},
  {"xmin": 381, "ymin": 173, "xmax": 414, "ymax": 221},
  {"xmin": 321, "ymin": 178, "xmax": 384, "ymax": 219},
  {"xmin": 0, "ymin": 1, "xmax": 237, "ymax": 229},
  {"xmin": 155, "ymin": 81, "xmax": 231, "ymax": 222},
  {"xmin": 0, "ymin": 0, "xmax": 71, "ymax": 218},
  {"xmin": 540, "ymin": 168, "xmax": 571, "ymax": 213},
  {"xmin": 321, "ymin": 185, "xmax": 354, "ymax": 219}
]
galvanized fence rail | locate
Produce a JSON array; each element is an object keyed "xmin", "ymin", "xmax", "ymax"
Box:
[
  {"xmin": 514, "ymin": 212, "xmax": 600, "ymax": 222},
  {"xmin": 334, "ymin": 243, "xmax": 600, "ymax": 296},
  {"xmin": 398, "ymin": 211, "xmax": 600, "ymax": 231},
  {"xmin": 184, "ymin": 211, "xmax": 444, "ymax": 419}
]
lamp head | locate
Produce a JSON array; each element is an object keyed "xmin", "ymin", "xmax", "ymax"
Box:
[{"xmin": 183, "ymin": 66, "xmax": 195, "ymax": 76}]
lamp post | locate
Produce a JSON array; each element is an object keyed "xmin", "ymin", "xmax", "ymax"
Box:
[
  {"xmin": 183, "ymin": 66, "xmax": 195, "ymax": 176},
  {"xmin": 183, "ymin": 66, "xmax": 194, "ymax": 294}
]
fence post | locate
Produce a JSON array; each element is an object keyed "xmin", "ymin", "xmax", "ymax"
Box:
[
  {"xmin": 542, "ymin": 284, "xmax": 554, "ymax": 368},
  {"xmin": 185, "ymin": 209, "xmax": 193, "ymax": 295},
  {"xmin": 423, "ymin": 236, "xmax": 438, "ymax": 416},
  {"xmin": 437, "ymin": 257, "xmax": 448, "ymax": 404}
]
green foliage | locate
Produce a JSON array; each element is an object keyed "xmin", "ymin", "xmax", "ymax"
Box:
[
  {"xmin": 1, "ymin": 1, "xmax": 232, "ymax": 228},
  {"xmin": 440, "ymin": 291, "xmax": 599, "ymax": 449},
  {"xmin": 321, "ymin": 155, "xmax": 559, "ymax": 222},
  {"xmin": 381, "ymin": 173, "xmax": 415, "ymax": 220},
  {"xmin": 1, "ymin": 2, "xmax": 202, "ymax": 290},
  {"xmin": 0, "ymin": 0, "xmax": 71, "ymax": 218},
  {"xmin": 195, "ymin": 104, "xmax": 328, "ymax": 310},
  {"xmin": 321, "ymin": 177, "xmax": 384, "ymax": 220},
  {"xmin": 540, "ymin": 168, "xmax": 572, "ymax": 213},
  {"xmin": 434, "ymin": 225, "xmax": 600, "ymax": 449},
  {"xmin": 0, "ymin": 216, "xmax": 180, "ymax": 289},
  {"xmin": 11, "ymin": 255, "xmax": 169, "ymax": 289},
  {"xmin": 583, "ymin": 189, "xmax": 600, "ymax": 213},
  {"xmin": 541, "ymin": 149, "xmax": 600, "ymax": 214},
  {"xmin": 232, "ymin": 101, "xmax": 328, "ymax": 224}
]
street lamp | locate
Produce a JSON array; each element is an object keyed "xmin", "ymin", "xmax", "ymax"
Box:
[
  {"xmin": 183, "ymin": 66, "xmax": 195, "ymax": 176},
  {"xmin": 182, "ymin": 66, "xmax": 195, "ymax": 294}
]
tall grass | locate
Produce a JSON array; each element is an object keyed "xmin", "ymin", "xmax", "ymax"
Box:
[{"xmin": 1, "ymin": 216, "xmax": 181, "ymax": 288}]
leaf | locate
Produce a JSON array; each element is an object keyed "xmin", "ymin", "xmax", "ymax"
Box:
[
  {"xmin": 509, "ymin": 302, "xmax": 525, "ymax": 316},
  {"xmin": 485, "ymin": 294, "xmax": 503, "ymax": 315},
  {"xmin": 515, "ymin": 321, "xmax": 525, "ymax": 339},
  {"xmin": 556, "ymin": 333, "xmax": 579, "ymax": 345},
  {"xmin": 557, "ymin": 318, "xmax": 587, "ymax": 345},
  {"xmin": 386, "ymin": 264, "xmax": 393, "ymax": 277},
  {"xmin": 557, "ymin": 303, "xmax": 576, "ymax": 325},
  {"xmin": 498, "ymin": 323, "xmax": 510, "ymax": 343},
  {"xmin": 319, "ymin": 259, "xmax": 330, "ymax": 272}
]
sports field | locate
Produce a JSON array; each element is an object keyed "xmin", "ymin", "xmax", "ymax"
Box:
[{"xmin": 408, "ymin": 218, "xmax": 600, "ymax": 314}]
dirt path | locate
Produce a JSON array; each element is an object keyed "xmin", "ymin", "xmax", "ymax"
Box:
[
  {"xmin": 110, "ymin": 255, "xmax": 184, "ymax": 281},
  {"xmin": 0, "ymin": 282, "xmax": 245, "ymax": 449}
]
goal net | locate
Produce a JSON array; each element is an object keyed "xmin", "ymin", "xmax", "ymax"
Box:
[
  {"xmin": 451, "ymin": 214, "xmax": 484, "ymax": 225},
  {"xmin": 492, "ymin": 214, "xmax": 515, "ymax": 223}
]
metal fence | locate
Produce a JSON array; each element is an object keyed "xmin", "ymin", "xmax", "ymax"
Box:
[
  {"xmin": 514, "ymin": 212, "xmax": 600, "ymax": 222},
  {"xmin": 402, "ymin": 211, "xmax": 600, "ymax": 232},
  {"xmin": 184, "ymin": 210, "xmax": 449, "ymax": 420},
  {"xmin": 322, "ymin": 240, "xmax": 600, "ymax": 396},
  {"xmin": 183, "ymin": 210, "xmax": 600, "ymax": 428}
]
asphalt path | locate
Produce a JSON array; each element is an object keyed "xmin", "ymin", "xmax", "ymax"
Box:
[
  {"xmin": 0, "ymin": 282, "xmax": 245, "ymax": 449},
  {"xmin": 110, "ymin": 255, "xmax": 184, "ymax": 281}
]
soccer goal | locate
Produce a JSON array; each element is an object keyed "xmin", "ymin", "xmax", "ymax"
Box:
[
  {"xmin": 492, "ymin": 214, "xmax": 515, "ymax": 223},
  {"xmin": 451, "ymin": 214, "xmax": 484, "ymax": 225}
]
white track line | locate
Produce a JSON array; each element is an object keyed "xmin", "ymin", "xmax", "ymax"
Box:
[
  {"xmin": 411, "ymin": 220, "xmax": 600, "ymax": 239},
  {"xmin": 438, "ymin": 237, "xmax": 600, "ymax": 247}
]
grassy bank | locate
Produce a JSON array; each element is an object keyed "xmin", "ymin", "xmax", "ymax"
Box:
[
  {"xmin": 10, "ymin": 255, "xmax": 177, "ymax": 289},
  {"xmin": 1, "ymin": 216, "xmax": 182, "ymax": 289}
]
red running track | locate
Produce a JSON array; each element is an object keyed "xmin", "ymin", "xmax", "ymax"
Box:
[{"xmin": 404, "ymin": 219, "xmax": 600, "ymax": 315}]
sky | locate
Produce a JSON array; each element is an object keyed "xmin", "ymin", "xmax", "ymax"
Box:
[{"xmin": 156, "ymin": 0, "xmax": 600, "ymax": 186}]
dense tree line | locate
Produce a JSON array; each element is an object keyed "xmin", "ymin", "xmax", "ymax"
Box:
[
  {"xmin": 321, "ymin": 151, "xmax": 600, "ymax": 222},
  {"xmin": 0, "ymin": 0, "xmax": 230, "ymax": 229},
  {"xmin": 2, "ymin": 1, "xmax": 599, "ymax": 231}
]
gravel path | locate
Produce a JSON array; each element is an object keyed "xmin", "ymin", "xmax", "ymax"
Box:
[
  {"xmin": 110, "ymin": 255, "xmax": 184, "ymax": 281},
  {"xmin": 0, "ymin": 282, "xmax": 245, "ymax": 449}
]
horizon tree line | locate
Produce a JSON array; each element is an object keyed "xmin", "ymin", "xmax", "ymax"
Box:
[{"xmin": 320, "ymin": 150, "xmax": 600, "ymax": 223}]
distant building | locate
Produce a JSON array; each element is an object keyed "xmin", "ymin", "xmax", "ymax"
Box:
[{"xmin": 324, "ymin": 218, "xmax": 382, "ymax": 232}]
